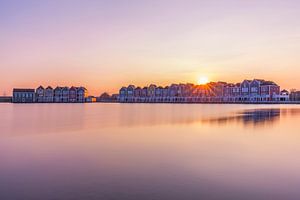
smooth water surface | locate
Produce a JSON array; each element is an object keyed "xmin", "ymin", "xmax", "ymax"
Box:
[{"xmin": 1, "ymin": 103, "xmax": 300, "ymax": 200}]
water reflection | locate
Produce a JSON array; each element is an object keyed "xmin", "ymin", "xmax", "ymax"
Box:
[
  {"xmin": 202, "ymin": 108, "xmax": 285, "ymax": 127},
  {"xmin": 1, "ymin": 105, "xmax": 300, "ymax": 136},
  {"xmin": 1, "ymin": 104, "xmax": 300, "ymax": 200}
]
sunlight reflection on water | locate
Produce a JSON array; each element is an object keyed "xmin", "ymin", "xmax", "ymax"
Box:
[{"xmin": 0, "ymin": 103, "xmax": 300, "ymax": 200}]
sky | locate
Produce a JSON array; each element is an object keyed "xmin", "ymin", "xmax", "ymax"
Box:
[{"xmin": 1, "ymin": 0, "xmax": 300, "ymax": 95}]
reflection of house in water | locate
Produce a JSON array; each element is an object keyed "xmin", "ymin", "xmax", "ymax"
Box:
[
  {"xmin": 202, "ymin": 109, "xmax": 282, "ymax": 127},
  {"xmin": 239, "ymin": 109, "xmax": 280, "ymax": 125}
]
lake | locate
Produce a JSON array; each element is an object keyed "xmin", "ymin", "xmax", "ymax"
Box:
[{"xmin": 1, "ymin": 103, "xmax": 300, "ymax": 200}]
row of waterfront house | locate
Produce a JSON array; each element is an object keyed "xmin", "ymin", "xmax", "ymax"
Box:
[
  {"xmin": 119, "ymin": 79, "xmax": 291, "ymax": 103},
  {"xmin": 13, "ymin": 86, "xmax": 89, "ymax": 103}
]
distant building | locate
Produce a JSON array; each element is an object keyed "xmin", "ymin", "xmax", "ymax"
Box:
[
  {"xmin": 36, "ymin": 86, "xmax": 45, "ymax": 103},
  {"xmin": 98, "ymin": 92, "xmax": 111, "ymax": 102},
  {"xmin": 54, "ymin": 87, "xmax": 63, "ymax": 103},
  {"xmin": 86, "ymin": 96, "xmax": 96, "ymax": 103},
  {"xmin": 290, "ymin": 91, "xmax": 300, "ymax": 101},
  {"xmin": 44, "ymin": 86, "xmax": 54, "ymax": 102},
  {"xmin": 241, "ymin": 80, "xmax": 251, "ymax": 100},
  {"xmin": 111, "ymin": 94, "xmax": 119, "ymax": 102},
  {"xmin": 0, "ymin": 96, "xmax": 12, "ymax": 103},
  {"xmin": 260, "ymin": 81, "xmax": 280, "ymax": 101},
  {"xmin": 13, "ymin": 89, "xmax": 35, "ymax": 103},
  {"xmin": 62, "ymin": 87, "xmax": 69, "ymax": 103},
  {"xmin": 69, "ymin": 86, "xmax": 77, "ymax": 103},
  {"xmin": 118, "ymin": 78, "xmax": 286, "ymax": 103},
  {"xmin": 119, "ymin": 87, "xmax": 127, "ymax": 102},
  {"xmin": 77, "ymin": 87, "xmax": 88, "ymax": 102},
  {"xmin": 277, "ymin": 90, "xmax": 290, "ymax": 101}
]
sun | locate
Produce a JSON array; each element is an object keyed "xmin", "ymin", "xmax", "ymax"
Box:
[{"xmin": 197, "ymin": 76, "xmax": 209, "ymax": 85}]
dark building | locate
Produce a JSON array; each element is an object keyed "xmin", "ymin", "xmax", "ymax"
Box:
[
  {"xmin": 12, "ymin": 89, "xmax": 35, "ymax": 103},
  {"xmin": 290, "ymin": 91, "xmax": 300, "ymax": 101},
  {"xmin": 0, "ymin": 96, "xmax": 12, "ymax": 103}
]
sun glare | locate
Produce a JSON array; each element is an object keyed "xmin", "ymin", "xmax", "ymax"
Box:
[{"xmin": 197, "ymin": 76, "xmax": 209, "ymax": 85}]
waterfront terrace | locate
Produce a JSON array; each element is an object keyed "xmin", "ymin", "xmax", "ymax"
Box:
[
  {"xmin": 118, "ymin": 79, "xmax": 291, "ymax": 103},
  {"xmin": 13, "ymin": 86, "xmax": 89, "ymax": 103}
]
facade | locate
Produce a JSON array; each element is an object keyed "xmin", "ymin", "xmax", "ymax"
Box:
[
  {"xmin": 0, "ymin": 96, "xmax": 12, "ymax": 103},
  {"xmin": 13, "ymin": 86, "xmax": 89, "ymax": 103},
  {"xmin": 36, "ymin": 86, "xmax": 45, "ymax": 103},
  {"xmin": 260, "ymin": 81, "xmax": 280, "ymax": 101},
  {"xmin": 44, "ymin": 86, "xmax": 54, "ymax": 102},
  {"xmin": 240, "ymin": 80, "xmax": 251, "ymax": 100},
  {"xmin": 86, "ymin": 96, "xmax": 96, "ymax": 103},
  {"xmin": 77, "ymin": 87, "xmax": 88, "ymax": 102},
  {"xmin": 118, "ymin": 79, "xmax": 284, "ymax": 103},
  {"xmin": 13, "ymin": 89, "xmax": 35, "ymax": 103},
  {"xmin": 54, "ymin": 87, "xmax": 63, "ymax": 102},
  {"xmin": 62, "ymin": 87, "xmax": 69, "ymax": 103},
  {"xmin": 290, "ymin": 91, "xmax": 300, "ymax": 101},
  {"xmin": 274, "ymin": 90, "xmax": 290, "ymax": 101},
  {"xmin": 69, "ymin": 86, "xmax": 77, "ymax": 103}
]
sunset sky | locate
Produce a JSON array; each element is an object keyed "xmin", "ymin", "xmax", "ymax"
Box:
[{"xmin": 1, "ymin": 0, "xmax": 300, "ymax": 95}]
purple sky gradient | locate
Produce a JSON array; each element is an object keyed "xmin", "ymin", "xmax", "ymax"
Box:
[{"xmin": 1, "ymin": 0, "xmax": 300, "ymax": 95}]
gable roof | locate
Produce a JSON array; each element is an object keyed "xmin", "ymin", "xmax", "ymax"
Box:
[{"xmin": 37, "ymin": 85, "xmax": 44, "ymax": 90}]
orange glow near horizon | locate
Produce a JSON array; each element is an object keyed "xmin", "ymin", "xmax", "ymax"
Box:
[{"xmin": 1, "ymin": 1, "xmax": 300, "ymax": 95}]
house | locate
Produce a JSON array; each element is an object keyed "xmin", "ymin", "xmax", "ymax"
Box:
[
  {"xmin": 223, "ymin": 83, "xmax": 234, "ymax": 97},
  {"xmin": 36, "ymin": 86, "xmax": 45, "ymax": 103},
  {"xmin": 290, "ymin": 91, "xmax": 300, "ymax": 101},
  {"xmin": 54, "ymin": 87, "xmax": 63, "ymax": 103},
  {"xmin": 249, "ymin": 79, "xmax": 262, "ymax": 101},
  {"xmin": 44, "ymin": 86, "xmax": 54, "ymax": 102},
  {"xmin": 69, "ymin": 86, "xmax": 77, "ymax": 103},
  {"xmin": 148, "ymin": 84, "xmax": 157, "ymax": 97},
  {"xmin": 98, "ymin": 92, "xmax": 111, "ymax": 102},
  {"xmin": 134, "ymin": 87, "xmax": 142, "ymax": 97},
  {"xmin": 77, "ymin": 87, "xmax": 88, "ymax": 102},
  {"xmin": 13, "ymin": 89, "xmax": 35, "ymax": 103},
  {"xmin": 169, "ymin": 84, "xmax": 179, "ymax": 97},
  {"xmin": 155, "ymin": 86, "xmax": 163, "ymax": 97},
  {"xmin": 127, "ymin": 85, "xmax": 135, "ymax": 96},
  {"xmin": 0, "ymin": 96, "xmax": 12, "ymax": 103},
  {"xmin": 274, "ymin": 90, "xmax": 289, "ymax": 101},
  {"xmin": 119, "ymin": 87, "xmax": 127, "ymax": 102},
  {"xmin": 86, "ymin": 96, "xmax": 96, "ymax": 103},
  {"xmin": 260, "ymin": 81, "xmax": 280, "ymax": 101},
  {"xmin": 240, "ymin": 80, "xmax": 251, "ymax": 100},
  {"xmin": 162, "ymin": 86, "xmax": 169, "ymax": 97},
  {"xmin": 232, "ymin": 83, "xmax": 241, "ymax": 100},
  {"xmin": 111, "ymin": 94, "xmax": 119, "ymax": 102},
  {"xmin": 141, "ymin": 87, "xmax": 148, "ymax": 97},
  {"xmin": 62, "ymin": 87, "xmax": 69, "ymax": 103},
  {"xmin": 134, "ymin": 87, "xmax": 142, "ymax": 102},
  {"xmin": 183, "ymin": 83, "xmax": 194, "ymax": 97}
]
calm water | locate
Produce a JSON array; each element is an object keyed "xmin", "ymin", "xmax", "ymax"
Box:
[{"xmin": 1, "ymin": 103, "xmax": 300, "ymax": 200}]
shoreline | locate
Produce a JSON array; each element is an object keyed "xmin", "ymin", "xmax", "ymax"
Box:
[{"xmin": 2, "ymin": 101, "xmax": 300, "ymax": 105}]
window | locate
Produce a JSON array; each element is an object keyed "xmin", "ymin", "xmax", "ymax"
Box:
[
  {"xmin": 242, "ymin": 88, "xmax": 248, "ymax": 92},
  {"xmin": 251, "ymin": 87, "xmax": 258, "ymax": 92}
]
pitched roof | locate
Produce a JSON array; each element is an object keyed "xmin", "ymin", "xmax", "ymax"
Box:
[
  {"xmin": 54, "ymin": 86, "xmax": 63, "ymax": 90},
  {"xmin": 261, "ymin": 81, "xmax": 277, "ymax": 86},
  {"xmin": 37, "ymin": 85, "xmax": 44, "ymax": 90}
]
